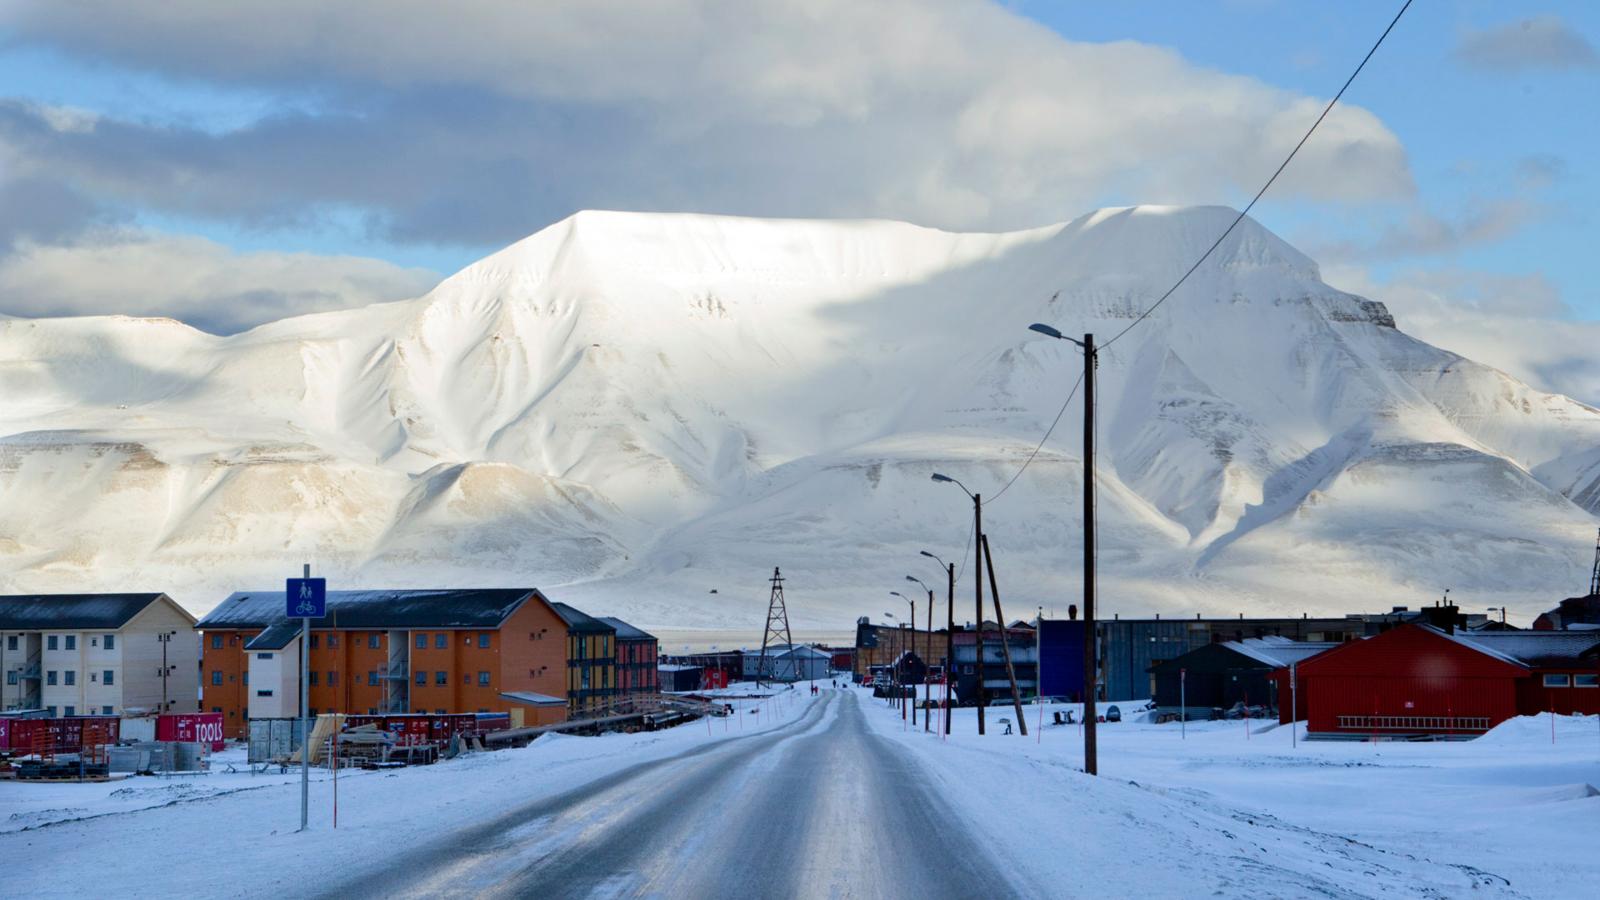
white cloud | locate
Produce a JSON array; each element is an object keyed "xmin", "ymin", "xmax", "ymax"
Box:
[
  {"xmin": 0, "ymin": 229, "xmax": 438, "ymax": 333},
  {"xmin": 1455, "ymin": 15, "xmax": 1599, "ymax": 72},
  {"xmin": 0, "ymin": 1, "xmax": 1415, "ymax": 240},
  {"xmin": 1324, "ymin": 263, "xmax": 1600, "ymax": 406}
]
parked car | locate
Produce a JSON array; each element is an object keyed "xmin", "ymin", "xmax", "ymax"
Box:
[{"xmin": 1105, "ymin": 705, "xmax": 1122, "ymax": 723}]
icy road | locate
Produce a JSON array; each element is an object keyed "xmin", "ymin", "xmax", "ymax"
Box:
[{"xmin": 331, "ymin": 691, "xmax": 1011, "ymax": 898}]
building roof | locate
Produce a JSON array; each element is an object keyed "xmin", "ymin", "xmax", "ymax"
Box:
[
  {"xmin": 0, "ymin": 593, "xmax": 182, "ymax": 630},
  {"xmin": 197, "ymin": 589, "xmax": 543, "ymax": 630},
  {"xmin": 1223, "ymin": 638, "xmax": 1340, "ymax": 668},
  {"xmin": 598, "ymin": 616, "xmax": 656, "ymax": 641},
  {"xmin": 498, "ymin": 690, "xmax": 566, "ymax": 708},
  {"xmin": 244, "ymin": 621, "xmax": 302, "ymax": 650},
  {"xmin": 550, "ymin": 602, "xmax": 613, "ymax": 633},
  {"xmin": 657, "ymin": 664, "xmax": 701, "ymax": 672},
  {"xmin": 1452, "ymin": 630, "xmax": 1600, "ymax": 666}
]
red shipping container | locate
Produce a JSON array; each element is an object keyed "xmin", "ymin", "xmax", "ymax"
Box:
[
  {"xmin": 0, "ymin": 717, "xmax": 119, "ymax": 754},
  {"xmin": 156, "ymin": 713, "xmax": 226, "ymax": 751}
]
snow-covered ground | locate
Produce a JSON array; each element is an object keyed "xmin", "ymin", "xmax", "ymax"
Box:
[
  {"xmin": 0, "ymin": 686, "xmax": 809, "ymax": 896},
  {"xmin": 5, "ymin": 684, "xmax": 1595, "ymax": 898},
  {"xmin": 866, "ymin": 693, "xmax": 1600, "ymax": 898}
]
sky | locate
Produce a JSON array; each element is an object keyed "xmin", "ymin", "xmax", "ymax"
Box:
[{"xmin": 0, "ymin": 1, "xmax": 1595, "ymax": 399}]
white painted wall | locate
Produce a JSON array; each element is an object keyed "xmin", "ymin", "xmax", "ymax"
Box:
[{"xmin": 246, "ymin": 637, "xmax": 300, "ymax": 720}]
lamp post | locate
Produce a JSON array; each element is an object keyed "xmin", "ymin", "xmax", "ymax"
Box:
[
  {"xmin": 1027, "ymin": 322, "xmax": 1099, "ymax": 775},
  {"xmin": 891, "ymin": 592, "xmax": 916, "ymax": 726},
  {"xmin": 932, "ymin": 473, "xmax": 986, "ymax": 735},
  {"xmin": 921, "ymin": 550, "xmax": 955, "ymax": 735},
  {"xmin": 1487, "ymin": 606, "xmax": 1506, "ymax": 625},
  {"xmin": 907, "ymin": 575, "xmax": 934, "ymax": 732},
  {"xmin": 883, "ymin": 610, "xmax": 899, "ymax": 716}
]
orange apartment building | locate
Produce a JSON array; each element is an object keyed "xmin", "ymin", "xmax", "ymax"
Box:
[{"xmin": 197, "ymin": 589, "xmax": 608, "ymax": 738}]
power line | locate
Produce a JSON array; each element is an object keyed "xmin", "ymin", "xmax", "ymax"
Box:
[
  {"xmin": 990, "ymin": 369, "xmax": 1084, "ymax": 504},
  {"xmin": 1101, "ymin": 0, "xmax": 1413, "ymax": 351}
]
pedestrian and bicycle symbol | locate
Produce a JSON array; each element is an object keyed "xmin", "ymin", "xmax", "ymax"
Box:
[{"xmin": 286, "ymin": 577, "xmax": 326, "ymax": 618}]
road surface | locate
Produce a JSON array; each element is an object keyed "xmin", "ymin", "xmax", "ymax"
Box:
[{"xmin": 331, "ymin": 690, "xmax": 1019, "ymax": 899}]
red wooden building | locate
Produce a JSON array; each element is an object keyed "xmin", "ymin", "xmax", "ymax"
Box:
[{"xmin": 1271, "ymin": 624, "xmax": 1600, "ymax": 738}]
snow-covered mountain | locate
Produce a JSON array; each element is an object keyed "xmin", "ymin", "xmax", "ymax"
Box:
[{"xmin": 2, "ymin": 206, "xmax": 1597, "ymax": 627}]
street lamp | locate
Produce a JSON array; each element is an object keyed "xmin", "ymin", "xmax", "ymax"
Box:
[
  {"xmin": 1028, "ymin": 321, "xmax": 1099, "ymax": 775},
  {"xmin": 890, "ymin": 592, "xmax": 916, "ymax": 725},
  {"xmin": 907, "ymin": 575, "xmax": 935, "ymax": 732},
  {"xmin": 932, "ymin": 472, "xmax": 987, "ymax": 735},
  {"xmin": 921, "ymin": 550, "xmax": 956, "ymax": 735}
]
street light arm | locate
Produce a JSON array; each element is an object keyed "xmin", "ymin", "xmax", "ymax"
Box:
[
  {"xmin": 930, "ymin": 473, "xmax": 974, "ymax": 499},
  {"xmin": 1028, "ymin": 322, "xmax": 1086, "ymax": 350}
]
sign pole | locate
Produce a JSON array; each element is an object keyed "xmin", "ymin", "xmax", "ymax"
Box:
[
  {"xmin": 1180, "ymin": 668, "xmax": 1186, "ymax": 740},
  {"xmin": 287, "ymin": 566, "xmax": 326, "ymax": 834},
  {"xmin": 1290, "ymin": 662, "xmax": 1297, "ymax": 749}
]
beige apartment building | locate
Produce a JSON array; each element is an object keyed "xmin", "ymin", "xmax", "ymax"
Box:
[{"xmin": 0, "ymin": 593, "xmax": 198, "ymax": 717}]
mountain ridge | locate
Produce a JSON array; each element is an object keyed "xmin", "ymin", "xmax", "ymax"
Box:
[{"xmin": 0, "ymin": 205, "xmax": 1595, "ymax": 627}]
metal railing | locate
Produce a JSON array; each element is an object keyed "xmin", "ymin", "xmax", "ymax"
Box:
[{"xmin": 1336, "ymin": 715, "xmax": 1489, "ymax": 732}]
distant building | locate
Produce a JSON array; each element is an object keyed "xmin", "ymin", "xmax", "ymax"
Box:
[
  {"xmin": 658, "ymin": 664, "xmax": 703, "ymax": 693},
  {"xmin": 1533, "ymin": 594, "xmax": 1600, "ymax": 631},
  {"xmin": 743, "ymin": 645, "xmax": 831, "ymax": 682},
  {"xmin": 1270, "ymin": 623, "xmax": 1600, "ymax": 737},
  {"xmin": 0, "ymin": 593, "xmax": 198, "ymax": 718},
  {"xmin": 1148, "ymin": 637, "xmax": 1336, "ymax": 720},
  {"xmin": 951, "ymin": 622, "xmax": 1037, "ymax": 705},
  {"xmin": 599, "ymin": 617, "xmax": 659, "ymax": 697},
  {"xmin": 197, "ymin": 588, "xmax": 586, "ymax": 737},
  {"xmin": 853, "ymin": 617, "xmax": 944, "ymax": 679}
]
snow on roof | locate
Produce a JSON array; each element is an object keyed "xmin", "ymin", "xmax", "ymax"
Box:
[
  {"xmin": 1452, "ymin": 630, "xmax": 1600, "ymax": 665},
  {"xmin": 498, "ymin": 691, "xmax": 565, "ymax": 707},
  {"xmin": 657, "ymin": 664, "xmax": 700, "ymax": 672},
  {"xmin": 244, "ymin": 621, "xmax": 301, "ymax": 650},
  {"xmin": 1223, "ymin": 639, "xmax": 1339, "ymax": 667},
  {"xmin": 1418, "ymin": 624, "xmax": 1528, "ymax": 667},
  {"xmin": 199, "ymin": 589, "xmax": 541, "ymax": 630},
  {"xmin": 0, "ymin": 593, "xmax": 175, "ymax": 630},
  {"xmin": 598, "ymin": 616, "xmax": 656, "ymax": 641},
  {"xmin": 549, "ymin": 601, "xmax": 613, "ymax": 633}
]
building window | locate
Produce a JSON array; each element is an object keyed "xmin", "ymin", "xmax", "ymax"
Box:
[
  {"xmin": 65, "ymin": 635, "xmax": 76, "ymax": 651},
  {"xmin": 435, "ymin": 708, "xmax": 446, "ymax": 715},
  {"xmin": 367, "ymin": 671, "xmax": 379, "ymax": 686},
  {"xmin": 256, "ymin": 652, "xmax": 273, "ymax": 660},
  {"xmin": 65, "ymin": 705, "xmax": 76, "ymax": 716},
  {"xmin": 243, "ymin": 672, "xmax": 249, "ymax": 686},
  {"xmin": 369, "ymin": 634, "xmax": 381, "ymax": 649},
  {"xmin": 102, "ymin": 706, "xmax": 114, "ymax": 715},
  {"xmin": 212, "ymin": 671, "xmax": 223, "ymax": 685},
  {"xmin": 5, "ymin": 635, "xmax": 14, "ymax": 650},
  {"xmin": 478, "ymin": 633, "xmax": 491, "ymax": 649},
  {"xmin": 328, "ymin": 671, "xmax": 338, "ymax": 686},
  {"xmin": 47, "ymin": 635, "xmax": 58, "ymax": 650},
  {"xmin": 47, "ymin": 670, "xmax": 57, "ymax": 686},
  {"xmin": 257, "ymin": 690, "xmax": 273, "ymax": 697},
  {"xmin": 91, "ymin": 637, "xmax": 98, "ymax": 648},
  {"xmin": 1575, "ymin": 674, "xmax": 1598, "ymax": 688},
  {"xmin": 212, "ymin": 707, "xmax": 221, "ymax": 714},
  {"xmin": 415, "ymin": 671, "xmax": 426, "ymax": 685},
  {"xmin": 103, "ymin": 670, "xmax": 114, "ymax": 686},
  {"xmin": 435, "ymin": 633, "xmax": 447, "ymax": 649},
  {"xmin": 416, "ymin": 633, "xmax": 427, "ymax": 649},
  {"xmin": 477, "ymin": 671, "xmax": 490, "ymax": 686},
  {"xmin": 104, "ymin": 635, "xmax": 115, "ymax": 650},
  {"xmin": 436, "ymin": 671, "xmax": 447, "ymax": 685},
  {"xmin": 328, "ymin": 635, "xmax": 339, "ymax": 648},
  {"xmin": 1544, "ymin": 674, "xmax": 1572, "ymax": 688},
  {"xmin": 310, "ymin": 635, "xmax": 320, "ymax": 649},
  {"xmin": 309, "ymin": 671, "xmax": 320, "ymax": 686},
  {"xmin": 46, "ymin": 706, "xmax": 57, "ymax": 716},
  {"xmin": 211, "ymin": 634, "xmax": 223, "ymax": 649},
  {"xmin": 5, "ymin": 671, "xmax": 15, "ymax": 685}
]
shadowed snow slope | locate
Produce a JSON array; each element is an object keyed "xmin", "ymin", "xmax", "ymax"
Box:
[{"xmin": 2, "ymin": 206, "xmax": 1598, "ymax": 626}]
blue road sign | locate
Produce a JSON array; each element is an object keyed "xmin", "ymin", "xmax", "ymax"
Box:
[{"xmin": 286, "ymin": 578, "xmax": 327, "ymax": 618}]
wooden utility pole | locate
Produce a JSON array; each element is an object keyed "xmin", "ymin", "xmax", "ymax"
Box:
[
  {"xmin": 981, "ymin": 534, "xmax": 1027, "ymax": 736},
  {"xmin": 1082, "ymin": 333, "xmax": 1098, "ymax": 776},
  {"xmin": 925, "ymin": 588, "xmax": 934, "ymax": 733},
  {"xmin": 974, "ymin": 493, "xmax": 986, "ymax": 736},
  {"xmin": 945, "ymin": 562, "xmax": 954, "ymax": 736}
]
